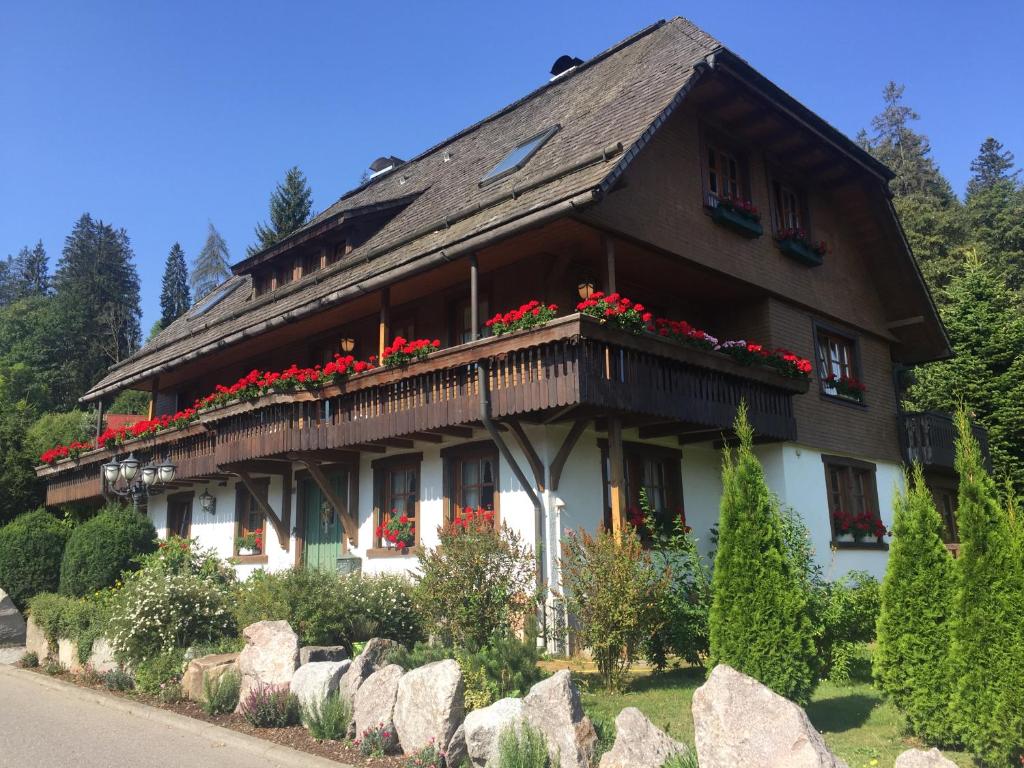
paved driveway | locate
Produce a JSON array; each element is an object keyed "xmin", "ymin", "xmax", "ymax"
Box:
[{"xmin": 0, "ymin": 665, "xmax": 341, "ymax": 768}]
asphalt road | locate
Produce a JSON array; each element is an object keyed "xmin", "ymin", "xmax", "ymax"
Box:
[{"xmin": 0, "ymin": 666, "xmax": 318, "ymax": 768}]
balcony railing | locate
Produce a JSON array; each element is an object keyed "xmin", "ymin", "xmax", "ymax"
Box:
[
  {"xmin": 38, "ymin": 314, "xmax": 809, "ymax": 504},
  {"xmin": 901, "ymin": 411, "xmax": 990, "ymax": 472}
]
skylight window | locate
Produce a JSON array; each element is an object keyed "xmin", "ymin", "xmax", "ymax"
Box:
[
  {"xmin": 188, "ymin": 282, "xmax": 238, "ymax": 319},
  {"xmin": 480, "ymin": 125, "xmax": 560, "ymax": 186}
]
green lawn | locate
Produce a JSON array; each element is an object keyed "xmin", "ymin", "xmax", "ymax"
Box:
[{"xmin": 547, "ymin": 663, "xmax": 974, "ymax": 767}]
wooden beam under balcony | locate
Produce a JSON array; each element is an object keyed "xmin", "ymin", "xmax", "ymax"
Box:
[
  {"xmin": 235, "ymin": 468, "xmax": 289, "ymax": 551},
  {"xmin": 295, "ymin": 457, "xmax": 358, "ymax": 547}
]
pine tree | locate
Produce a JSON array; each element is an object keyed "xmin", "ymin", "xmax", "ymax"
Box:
[
  {"xmin": 965, "ymin": 138, "xmax": 1024, "ymax": 289},
  {"xmin": 14, "ymin": 241, "xmax": 49, "ymax": 297},
  {"xmin": 860, "ymin": 82, "xmax": 966, "ymax": 292},
  {"xmin": 53, "ymin": 214, "xmax": 142, "ymax": 399},
  {"xmin": 906, "ymin": 251, "xmax": 1024, "ymax": 491},
  {"xmin": 966, "ymin": 137, "xmax": 1018, "ymax": 198},
  {"xmin": 874, "ymin": 464, "xmax": 956, "ymax": 745},
  {"xmin": 948, "ymin": 409, "xmax": 1024, "ymax": 765},
  {"xmin": 190, "ymin": 223, "xmax": 231, "ymax": 301},
  {"xmin": 159, "ymin": 242, "xmax": 191, "ymax": 327},
  {"xmin": 708, "ymin": 403, "xmax": 817, "ymax": 704},
  {"xmin": 0, "ymin": 258, "xmax": 15, "ymax": 307},
  {"xmin": 248, "ymin": 166, "xmax": 313, "ymax": 256}
]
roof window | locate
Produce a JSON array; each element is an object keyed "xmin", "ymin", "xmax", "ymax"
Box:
[{"xmin": 480, "ymin": 125, "xmax": 560, "ymax": 186}]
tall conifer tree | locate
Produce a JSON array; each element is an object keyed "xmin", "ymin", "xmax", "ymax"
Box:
[
  {"xmin": 159, "ymin": 242, "xmax": 191, "ymax": 327},
  {"xmin": 248, "ymin": 166, "xmax": 313, "ymax": 255},
  {"xmin": 15, "ymin": 241, "xmax": 49, "ymax": 297},
  {"xmin": 190, "ymin": 223, "xmax": 231, "ymax": 301},
  {"xmin": 964, "ymin": 137, "xmax": 1024, "ymax": 289}
]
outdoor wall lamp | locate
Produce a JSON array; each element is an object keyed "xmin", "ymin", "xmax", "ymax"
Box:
[
  {"xmin": 339, "ymin": 337, "xmax": 356, "ymax": 354},
  {"xmin": 101, "ymin": 453, "xmax": 177, "ymax": 511},
  {"xmin": 577, "ymin": 281, "xmax": 595, "ymax": 300},
  {"xmin": 199, "ymin": 488, "xmax": 217, "ymax": 515}
]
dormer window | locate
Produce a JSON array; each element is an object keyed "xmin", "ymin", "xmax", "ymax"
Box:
[{"xmin": 276, "ymin": 261, "xmax": 294, "ymax": 288}]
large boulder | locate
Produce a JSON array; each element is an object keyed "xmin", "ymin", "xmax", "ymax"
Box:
[
  {"xmin": 523, "ymin": 670, "xmax": 598, "ymax": 768},
  {"xmin": 353, "ymin": 663, "xmax": 404, "ymax": 738},
  {"xmin": 598, "ymin": 707, "xmax": 687, "ymax": 768},
  {"xmin": 447, "ymin": 724, "xmax": 468, "ymax": 768},
  {"xmin": 338, "ymin": 637, "xmax": 399, "ymax": 704},
  {"xmin": 182, "ymin": 652, "xmax": 240, "ymax": 702},
  {"xmin": 0, "ymin": 588, "xmax": 26, "ymax": 646},
  {"xmin": 86, "ymin": 637, "xmax": 118, "ymax": 675},
  {"xmin": 24, "ymin": 617, "xmax": 49, "ymax": 661},
  {"xmin": 57, "ymin": 638, "xmax": 82, "ymax": 674},
  {"xmin": 895, "ymin": 748, "xmax": 958, "ymax": 767},
  {"xmin": 692, "ymin": 665, "xmax": 848, "ymax": 768},
  {"xmin": 300, "ymin": 645, "xmax": 349, "ymax": 666},
  {"xmin": 291, "ymin": 660, "xmax": 350, "ymax": 712},
  {"xmin": 394, "ymin": 659, "xmax": 465, "ymax": 754},
  {"xmin": 463, "ymin": 697, "xmax": 526, "ymax": 767},
  {"xmin": 235, "ymin": 620, "xmax": 299, "ymax": 712}
]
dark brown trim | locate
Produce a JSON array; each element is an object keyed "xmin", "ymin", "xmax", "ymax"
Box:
[
  {"xmin": 820, "ymin": 454, "xmax": 877, "ymax": 472},
  {"xmin": 821, "ymin": 453, "xmax": 882, "ymax": 544},
  {"xmin": 370, "ymin": 452, "xmax": 424, "ymax": 469},
  {"xmin": 811, "ymin": 318, "xmax": 867, "ymax": 406},
  {"xmin": 441, "ymin": 441, "xmax": 500, "ymax": 524},
  {"xmin": 234, "ymin": 476, "xmax": 275, "ymax": 556},
  {"xmin": 372, "ymin": 453, "xmax": 423, "ymax": 548},
  {"xmin": 596, "ymin": 438, "xmax": 683, "ymax": 461}
]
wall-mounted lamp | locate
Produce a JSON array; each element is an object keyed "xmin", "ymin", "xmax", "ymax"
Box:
[
  {"xmin": 577, "ymin": 281, "xmax": 595, "ymax": 300},
  {"xmin": 199, "ymin": 488, "xmax": 216, "ymax": 515},
  {"xmin": 339, "ymin": 337, "xmax": 356, "ymax": 354}
]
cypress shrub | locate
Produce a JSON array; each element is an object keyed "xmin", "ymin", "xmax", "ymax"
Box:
[
  {"xmin": 59, "ymin": 503, "xmax": 156, "ymax": 597},
  {"xmin": 0, "ymin": 508, "xmax": 68, "ymax": 608},
  {"xmin": 874, "ymin": 464, "xmax": 956, "ymax": 744},
  {"xmin": 948, "ymin": 409, "xmax": 1024, "ymax": 765},
  {"xmin": 707, "ymin": 404, "xmax": 817, "ymax": 704}
]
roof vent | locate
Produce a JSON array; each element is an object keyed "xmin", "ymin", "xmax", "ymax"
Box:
[
  {"xmin": 368, "ymin": 155, "xmax": 404, "ymax": 179},
  {"xmin": 549, "ymin": 55, "xmax": 583, "ymax": 81}
]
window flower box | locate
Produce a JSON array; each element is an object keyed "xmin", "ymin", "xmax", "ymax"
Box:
[
  {"xmin": 711, "ymin": 202, "xmax": 763, "ymax": 238},
  {"xmin": 776, "ymin": 228, "xmax": 827, "ymax": 266}
]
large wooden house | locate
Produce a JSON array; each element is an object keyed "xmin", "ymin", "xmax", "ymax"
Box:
[{"xmin": 38, "ymin": 18, "xmax": 970, "ymax": 637}]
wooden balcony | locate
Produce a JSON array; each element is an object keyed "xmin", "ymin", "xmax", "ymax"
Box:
[
  {"xmin": 901, "ymin": 411, "xmax": 990, "ymax": 472},
  {"xmin": 38, "ymin": 314, "xmax": 808, "ymax": 504}
]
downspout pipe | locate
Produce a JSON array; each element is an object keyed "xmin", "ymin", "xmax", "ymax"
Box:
[{"xmin": 477, "ymin": 356, "xmax": 547, "ymax": 640}]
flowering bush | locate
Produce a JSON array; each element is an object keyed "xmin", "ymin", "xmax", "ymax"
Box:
[
  {"xmin": 240, "ymin": 683, "xmax": 300, "ymax": 728},
  {"xmin": 648, "ymin": 317, "xmax": 718, "ymax": 350},
  {"xmin": 576, "ymin": 291, "xmax": 649, "ymax": 334},
  {"xmin": 825, "ymin": 373, "xmax": 867, "ymax": 401},
  {"xmin": 377, "ymin": 511, "xmax": 415, "ymax": 548},
  {"xmin": 485, "ymin": 300, "xmax": 558, "ymax": 336},
  {"xmin": 717, "ymin": 193, "xmax": 760, "ymax": 222},
  {"xmin": 776, "ymin": 227, "xmax": 828, "ymax": 256},
  {"xmin": 380, "ymin": 337, "xmax": 440, "ymax": 368},
  {"xmin": 832, "ymin": 509, "xmax": 886, "ymax": 541},
  {"xmin": 404, "ymin": 740, "xmax": 446, "ymax": 768},
  {"xmin": 356, "ymin": 722, "xmax": 399, "ymax": 757}
]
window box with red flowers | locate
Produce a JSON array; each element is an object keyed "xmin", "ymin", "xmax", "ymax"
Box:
[
  {"xmin": 576, "ymin": 292, "xmax": 648, "ymax": 334},
  {"xmin": 832, "ymin": 509, "xmax": 887, "ymax": 545},
  {"xmin": 379, "ymin": 337, "xmax": 440, "ymax": 369},
  {"xmin": 485, "ymin": 300, "xmax": 558, "ymax": 336},
  {"xmin": 376, "ymin": 512, "xmax": 416, "ymax": 551},
  {"xmin": 776, "ymin": 228, "xmax": 827, "ymax": 266},
  {"xmin": 825, "ymin": 373, "xmax": 867, "ymax": 404},
  {"xmin": 710, "ymin": 194, "xmax": 763, "ymax": 239},
  {"xmin": 235, "ymin": 529, "xmax": 264, "ymax": 556}
]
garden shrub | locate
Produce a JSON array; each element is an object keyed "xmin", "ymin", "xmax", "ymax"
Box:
[
  {"xmin": 19, "ymin": 651, "xmax": 38, "ymax": 668},
  {"xmin": 106, "ymin": 539, "xmax": 235, "ymax": 667},
  {"xmin": 233, "ymin": 569, "xmax": 421, "ymax": 651},
  {"xmin": 102, "ymin": 667, "xmax": 134, "ymax": 692},
  {"xmin": 415, "ymin": 512, "xmax": 539, "ymax": 648},
  {"xmin": 0, "ymin": 508, "xmax": 68, "ymax": 608},
  {"xmin": 202, "ymin": 668, "xmax": 241, "ymax": 716},
  {"xmin": 874, "ymin": 465, "xmax": 956, "ymax": 743},
  {"xmin": 403, "ymin": 741, "xmax": 445, "ymax": 767},
  {"xmin": 59, "ymin": 503, "xmax": 156, "ymax": 597},
  {"xmin": 561, "ymin": 524, "xmax": 668, "ymax": 691},
  {"xmin": 302, "ymin": 691, "xmax": 351, "ymax": 740},
  {"xmin": 947, "ymin": 410, "xmax": 1024, "ymax": 764},
  {"xmin": 708, "ymin": 404, "xmax": 817, "ymax": 705},
  {"xmin": 134, "ymin": 649, "xmax": 185, "ymax": 696},
  {"xmin": 240, "ymin": 683, "xmax": 300, "ymax": 728},
  {"xmin": 496, "ymin": 722, "xmax": 549, "ymax": 768},
  {"xmin": 819, "ymin": 571, "xmax": 880, "ymax": 683},
  {"xmin": 27, "ymin": 591, "xmax": 111, "ymax": 663},
  {"xmin": 356, "ymin": 722, "xmax": 399, "ymax": 756}
]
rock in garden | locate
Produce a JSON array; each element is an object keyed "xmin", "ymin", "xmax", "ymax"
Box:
[
  {"xmin": 692, "ymin": 665, "xmax": 848, "ymax": 768},
  {"xmin": 338, "ymin": 637, "xmax": 399, "ymax": 704},
  {"xmin": 895, "ymin": 748, "xmax": 958, "ymax": 767},
  {"xmin": 235, "ymin": 620, "xmax": 299, "ymax": 712},
  {"xmin": 446, "ymin": 723, "xmax": 467, "ymax": 768},
  {"xmin": 86, "ymin": 637, "xmax": 118, "ymax": 675},
  {"xmin": 598, "ymin": 707, "xmax": 687, "ymax": 768},
  {"xmin": 354, "ymin": 663, "xmax": 404, "ymax": 737},
  {"xmin": 24, "ymin": 617, "xmax": 49, "ymax": 661},
  {"xmin": 0, "ymin": 588, "xmax": 26, "ymax": 646},
  {"xmin": 182, "ymin": 652, "xmax": 240, "ymax": 702},
  {"xmin": 291, "ymin": 660, "xmax": 350, "ymax": 711},
  {"xmin": 57, "ymin": 638, "xmax": 82, "ymax": 674},
  {"xmin": 394, "ymin": 659, "xmax": 465, "ymax": 754},
  {"xmin": 463, "ymin": 696, "xmax": 526, "ymax": 767},
  {"xmin": 523, "ymin": 669, "xmax": 598, "ymax": 768},
  {"xmin": 300, "ymin": 645, "xmax": 349, "ymax": 665}
]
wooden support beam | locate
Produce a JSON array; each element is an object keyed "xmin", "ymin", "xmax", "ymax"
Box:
[
  {"xmin": 236, "ymin": 468, "xmax": 289, "ymax": 551},
  {"xmin": 470, "ymin": 253, "xmax": 480, "ymax": 342},
  {"xmin": 607, "ymin": 415, "xmax": 626, "ymax": 539},
  {"xmin": 677, "ymin": 429, "xmax": 725, "ymax": 445},
  {"xmin": 378, "ymin": 286, "xmax": 390, "ymax": 360},
  {"xmin": 222, "ymin": 460, "xmax": 291, "ymax": 475},
  {"xmin": 407, "ymin": 431, "xmax": 445, "ymax": 443},
  {"xmin": 349, "ymin": 443, "xmax": 388, "ymax": 453},
  {"xmin": 434, "ymin": 426, "xmax": 475, "ymax": 439},
  {"xmin": 298, "ymin": 458, "xmax": 358, "ymax": 547},
  {"xmin": 541, "ymin": 405, "xmax": 577, "ymax": 424},
  {"xmin": 602, "ymin": 235, "xmax": 616, "ymax": 293},
  {"xmin": 506, "ymin": 419, "xmax": 545, "ymax": 492},
  {"xmin": 287, "ymin": 449, "xmax": 361, "ymax": 464},
  {"xmin": 549, "ymin": 418, "xmax": 588, "ymax": 492},
  {"xmin": 379, "ymin": 438, "xmax": 415, "ymax": 449},
  {"xmin": 147, "ymin": 378, "xmax": 158, "ymax": 420}
]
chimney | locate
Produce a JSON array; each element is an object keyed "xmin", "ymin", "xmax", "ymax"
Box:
[{"xmin": 549, "ymin": 55, "xmax": 583, "ymax": 81}]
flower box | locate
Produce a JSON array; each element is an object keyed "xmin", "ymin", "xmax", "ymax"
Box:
[
  {"xmin": 711, "ymin": 204, "xmax": 763, "ymax": 239},
  {"xmin": 777, "ymin": 237, "xmax": 824, "ymax": 266}
]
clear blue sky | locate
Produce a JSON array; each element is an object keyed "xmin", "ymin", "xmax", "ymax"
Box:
[{"xmin": 2, "ymin": 1, "xmax": 1021, "ymax": 334}]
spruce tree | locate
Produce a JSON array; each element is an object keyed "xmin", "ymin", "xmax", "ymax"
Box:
[
  {"xmin": 965, "ymin": 138, "xmax": 1024, "ymax": 290},
  {"xmin": 159, "ymin": 242, "xmax": 191, "ymax": 327},
  {"xmin": 874, "ymin": 464, "xmax": 956, "ymax": 745},
  {"xmin": 0, "ymin": 258, "xmax": 15, "ymax": 307},
  {"xmin": 190, "ymin": 222, "xmax": 231, "ymax": 301},
  {"xmin": 248, "ymin": 166, "xmax": 313, "ymax": 256},
  {"xmin": 14, "ymin": 240, "xmax": 49, "ymax": 297},
  {"xmin": 708, "ymin": 403, "xmax": 817, "ymax": 704},
  {"xmin": 966, "ymin": 137, "xmax": 1018, "ymax": 198},
  {"xmin": 948, "ymin": 409, "xmax": 1024, "ymax": 765}
]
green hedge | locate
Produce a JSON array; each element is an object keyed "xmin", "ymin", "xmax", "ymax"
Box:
[
  {"xmin": 0, "ymin": 508, "xmax": 68, "ymax": 608},
  {"xmin": 27, "ymin": 591, "xmax": 111, "ymax": 664},
  {"xmin": 59, "ymin": 504, "xmax": 156, "ymax": 597}
]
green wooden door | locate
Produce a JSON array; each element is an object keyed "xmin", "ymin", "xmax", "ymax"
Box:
[{"xmin": 301, "ymin": 470, "xmax": 350, "ymax": 571}]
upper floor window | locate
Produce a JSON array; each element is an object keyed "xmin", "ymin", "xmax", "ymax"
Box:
[
  {"xmin": 706, "ymin": 145, "xmax": 742, "ymax": 204},
  {"xmin": 443, "ymin": 442, "xmax": 498, "ymax": 523},
  {"xmin": 773, "ymin": 180, "xmax": 805, "ymax": 231},
  {"xmin": 815, "ymin": 325, "xmax": 866, "ymax": 403},
  {"xmin": 453, "ymin": 295, "xmax": 491, "ymax": 345}
]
